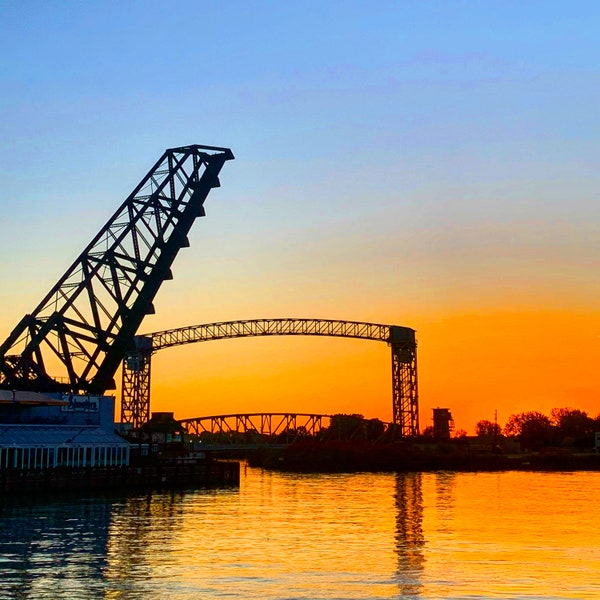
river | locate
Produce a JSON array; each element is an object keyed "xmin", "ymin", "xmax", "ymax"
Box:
[{"xmin": 1, "ymin": 466, "xmax": 599, "ymax": 599}]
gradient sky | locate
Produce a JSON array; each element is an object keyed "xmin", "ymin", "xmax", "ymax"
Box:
[{"xmin": 1, "ymin": 1, "xmax": 598, "ymax": 433}]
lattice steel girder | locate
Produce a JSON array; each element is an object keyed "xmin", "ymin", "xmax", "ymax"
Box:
[
  {"xmin": 0, "ymin": 145, "xmax": 233, "ymax": 394},
  {"xmin": 122, "ymin": 319, "xmax": 419, "ymax": 435},
  {"xmin": 390, "ymin": 327, "xmax": 419, "ymax": 437},
  {"xmin": 121, "ymin": 350, "xmax": 152, "ymax": 430},
  {"xmin": 149, "ymin": 318, "xmax": 392, "ymax": 349},
  {"xmin": 179, "ymin": 413, "xmax": 331, "ymax": 438},
  {"xmin": 121, "ymin": 335, "xmax": 152, "ymax": 428}
]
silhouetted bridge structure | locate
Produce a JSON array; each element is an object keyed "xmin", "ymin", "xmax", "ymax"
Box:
[
  {"xmin": 175, "ymin": 412, "xmax": 401, "ymax": 451},
  {"xmin": 123, "ymin": 318, "xmax": 419, "ymax": 437},
  {"xmin": 180, "ymin": 412, "xmax": 330, "ymax": 439},
  {"xmin": 0, "ymin": 144, "xmax": 421, "ymax": 440}
]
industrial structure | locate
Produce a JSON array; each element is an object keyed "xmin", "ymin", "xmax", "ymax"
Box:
[
  {"xmin": 0, "ymin": 144, "xmax": 234, "ymax": 396},
  {"xmin": 0, "ymin": 145, "xmax": 234, "ymax": 476},
  {"xmin": 179, "ymin": 412, "xmax": 330, "ymax": 440},
  {"xmin": 432, "ymin": 408, "xmax": 455, "ymax": 440},
  {"xmin": 123, "ymin": 318, "xmax": 419, "ymax": 437},
  {"xmin": 0, "ymin": 141, "xmax": 420, "ymax": 482}
]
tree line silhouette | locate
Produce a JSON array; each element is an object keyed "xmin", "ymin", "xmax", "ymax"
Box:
[
  {"xmin": 179, "ymin": 408, "xmax": 599, "ymax": 452},
  {"xmin": 475, "ymin": 407, "xmax": 599, "ymax": 450}
]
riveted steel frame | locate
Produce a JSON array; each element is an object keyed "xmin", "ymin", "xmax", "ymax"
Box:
[
  {"xmin": 151, "ymin": 318, "xmax": 392, "ymax": 349},
  {"xmin": 121, "ymin": 351, "xmax": 152, "ymax": 430},
  {"xmin": 122, "ymin": 318, "xmax": 419, "ymax": 436},
  {"xmin": 179, "ymin": 412, "xmax": 329, "ymax": 441},
  {"xmin": 391, "ymin": 342, "xmax": 419, "ymax": 437},
  {"xmin": 0, "ymin": 145, "xmax": 234, "ymax": 395}
]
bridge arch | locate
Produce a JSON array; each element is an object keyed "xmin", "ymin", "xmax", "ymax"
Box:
[
  {"xmin": 179, "ymin": 412, "xmax": 331, "ymax": 442},
  {"xmin": 121, "ymin": 318, "xmax": 419, "ymax": 436},
  {"xmin": 177, "ymin": 412, "xmax": 398, "ymax": 447}
]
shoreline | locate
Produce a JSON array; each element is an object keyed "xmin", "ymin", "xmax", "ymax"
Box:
[
  {"xmin": 247, "ymin": 440, "xmax": 600, "ymax": 474},
  {"xmin": 0, "ymin": 458, "xmax": 240, "ymax": 495}
]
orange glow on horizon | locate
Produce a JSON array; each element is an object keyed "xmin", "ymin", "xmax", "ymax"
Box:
[
  {"xmin": 417, "ymin": 309, "xmax": 600, "ymax": 432},
  {"xmin": 137, "ymin": 308, "xmax": 599, "ymax": 435}
]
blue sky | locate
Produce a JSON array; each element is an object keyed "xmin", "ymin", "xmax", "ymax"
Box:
[{"xmin": 1, "ymin": 1, "xmax": 599, "ymax": 426}]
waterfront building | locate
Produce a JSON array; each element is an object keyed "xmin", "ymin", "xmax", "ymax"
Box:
[{"xmin": 0, "ymin": 390, "xmax": 130, "ymax": 471}]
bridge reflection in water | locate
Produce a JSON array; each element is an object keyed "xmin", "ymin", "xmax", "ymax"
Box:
[
  {"xmin": 3, "ymin": 472, "xmax": 599, "ymax": 597},
  {"xmin": 395, "ymin": 473, "xmax": 425, "ymax": 596}
]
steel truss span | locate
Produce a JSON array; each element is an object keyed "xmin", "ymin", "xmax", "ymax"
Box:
[
  {"xmin": 0, "ymin": 145, "xmax": 234, "ymax": 395},
  {"xmin": 179, "ymin": 413, "xmax": 330, "ymax": 441},
  {"xmin": 122, "ymin": 318, "xmax": 419, "ymax": 437}
]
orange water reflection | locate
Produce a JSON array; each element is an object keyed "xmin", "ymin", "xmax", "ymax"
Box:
[
  {"xmin": 421, "ymin": 471, "xmax": 600, "ymax": 598},
  {"xmin": 394, "ymin": 472, "xmax": 425, "ymax": 596},
  {"xmin": 99, "ymin": 468, "xmax": 600, "ymax": 598}
]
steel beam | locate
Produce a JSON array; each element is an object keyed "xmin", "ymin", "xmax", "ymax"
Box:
[{"xmin": 121, "ymin": 336, "xmax": 153, "ymax": 429}]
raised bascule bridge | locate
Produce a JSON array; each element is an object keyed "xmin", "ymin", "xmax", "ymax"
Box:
[{"xmin": 0, "ymin": 144, "xmax": 419, "ymax": 448}]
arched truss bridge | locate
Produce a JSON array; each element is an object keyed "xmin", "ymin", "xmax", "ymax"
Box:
[
  {"xmin": 179, "ymin": 412, "xmax": 331, "ymax": 442},
  {"xmin": 177, "ymin": 412, "xmax": 400, "ymax": 446},
  {"xmin": 121, "ymin": 318, "xmax": 419, "ymax": 437}
]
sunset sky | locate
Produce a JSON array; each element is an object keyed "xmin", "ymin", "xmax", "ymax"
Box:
[{"xmin": 1, "ymin": 1, "xmax": 598, "ymax": 433}]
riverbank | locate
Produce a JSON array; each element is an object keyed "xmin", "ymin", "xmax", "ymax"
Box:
[{"xmin": 247, "ymin": 440, "xmax": 600, "ymax": 473}]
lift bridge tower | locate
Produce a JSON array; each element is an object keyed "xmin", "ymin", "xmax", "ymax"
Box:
[{"xmin": 0, "ymin": 145, "xmax": 234, "ymax": 396}]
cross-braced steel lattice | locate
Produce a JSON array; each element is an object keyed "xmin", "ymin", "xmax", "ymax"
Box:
[
  {"xmin": 122, "ymin": 318, "xmax": 419, "ymax": 436},
  {"xmin": 121, "ymin": 336, "xmax": 153, "ymax": 429},
  {"xmin": 180, "ymin": 413, "xmax": 329, "ymax": 443},
  {"xmin": 390, "ymin": 326, "xmax": 419, "ymax": 437},
  {"xmin": 0, "ymin": 145, "xmax": 234, "ymax": 395}
]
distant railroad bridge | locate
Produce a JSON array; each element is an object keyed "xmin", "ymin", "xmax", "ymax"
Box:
[{"xmin": 179, "ymin": 412, "xmax": 330, "ymax": 443}]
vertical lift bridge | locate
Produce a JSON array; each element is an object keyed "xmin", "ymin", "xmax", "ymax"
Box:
[{"xmin": 122, "ymin": 319, "xmax": 419, "ymax": 437}]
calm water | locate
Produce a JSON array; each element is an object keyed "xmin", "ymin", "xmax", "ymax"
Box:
[{"xmin": 1, "ymin": 466, "xmax": 599, "ymax": 599}]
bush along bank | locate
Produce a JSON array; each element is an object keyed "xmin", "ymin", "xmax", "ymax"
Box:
[{"xmin": 247, "ymin": 439, "xmax": 600, "ymax": 473}]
